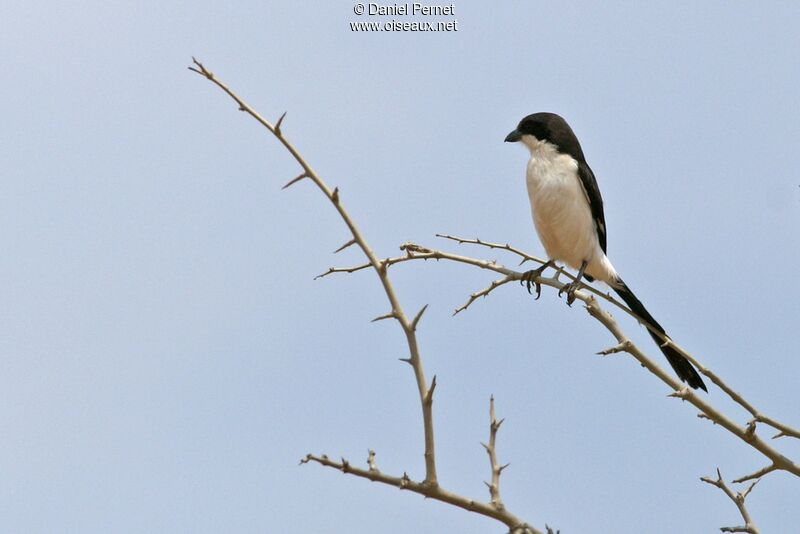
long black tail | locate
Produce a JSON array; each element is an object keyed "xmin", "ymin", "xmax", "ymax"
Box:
[{"xmin": 612, "ymin": 278, "xmax": 707, "ymax": 391}]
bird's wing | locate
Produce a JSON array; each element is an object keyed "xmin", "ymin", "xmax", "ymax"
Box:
[{"xmin": 577, "ymin": 162, "xmax": 607, "ymax": 254}]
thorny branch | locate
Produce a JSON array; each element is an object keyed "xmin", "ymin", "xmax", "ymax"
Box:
[
  {"xmin": 701, "ymin": 469, "xmax": 761, "ymax": 533},
  {"xmin": 483, "ymin": 396, "xmax": 510, "ymax": 510},
  {"xmin": 190, "ymin": 59, "xmax": 548, "ymax": 534},
  {"xmin": 300, "ymin": 450, "xmax": 540, "ymax": 532},
  {"xmin": 433, "ymin": 236, "xmax": 800, "ymax": 443},
  {"xmin": 294, "ymin": 233, "xmax": 800, "ymax": 486},
  {"xmin": 321, "ymin": 238, "xmax": 799, "ymax": 483}
]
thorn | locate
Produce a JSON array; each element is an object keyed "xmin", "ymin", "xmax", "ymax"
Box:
[
  {"xmin": 597, "ymin": 340, "xmax": 631, "ymax": 356},
  {"xmin": 424, "ymin": 375, "xmax": 437, "ymax": 404},
  {"xmin": 480, "ymin": 441, "xmax": 489, "ymax": 451},
  {"xmin": 313, "ymin": 267, "xmax": 333, "ymax": 280},
  {"xmin": 499, "ymin": 462, "xmax": 511, "ymax": 472},
  {"xmin": 772, "ymin": 430, "xmax": 787, "ymax": 439},
  {"xmin": 332, "ymin": 187, "xmax": 340, "ymax": 203},
  {"xmin": 667, "ymin": 387, "xmax": 690, "ymax": 400},
  {"xmin": 371, "ymin": 312, "xmax": 396, "ymax": 323},
  {"xmin": 340, "ymin": 457, "xmax": 350, "ymax": 472},
  {"xmin": 398, "ymin": 357, "xmax": 412, "ymax": 365},
  {"xmin": 282, "ymin": 172, "xmax": 308, "ymax": 190},
  {"xmin": 334, "ymin": 238, "xmax": 357, "ymax": 254},
  {"xmin": 518, "ymin": 257, "xmax": 529, "ymax": 266},
  {"xmin": 275, "ymin": 111, "xmax": 287, "ymax": 135},
  {"xmin": 697, "ymin": 413, "xmax": 716, "ymax": 424},
  {"xmin": 411, "ymin": 304, "xmax": 429, "ymax": 330}
]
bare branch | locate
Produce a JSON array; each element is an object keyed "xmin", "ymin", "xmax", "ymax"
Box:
[
  {"xmin": 191, "ymin": 58, "xmax": 441, "ymax": 480},
  {"xmin": 733, "ymin": 464, "xmax": 777, "ymax": 484},
  {"xmin": 388, "ymin": 242, "xmax": 800, "ymax": 480},
  {"xmin": 314, "ymin": 263, "xmax": 371, "ymax": 279},
  {"xmin": 436, "ymin": 234, "xmax": 545, "ymax": 267},
  {"xmin": 674, "ymin": 351, "xmax": 800, "ymax": 441},
  {"xmin": 300, "ymin": 454, "xmax": 543, "ymax": 534},
  {"xmin": 701, "ymin": 469, "xmax": 761, "ymax": 533},
  {"xmin": 313, "ymin": 255, "xmax": 417, "ymax": 280},
  {"xmin": 757, "ymin": 416, "xmax": 800, "ymax": 440},
  {"xmin": 433, "ymin": 236, "xmax": 800, "ymax": 443},
  {"xmin": 484, "ymin": 396, "xmax": 508, "ymax": 510},
  {"xmin": 192, "ymin": 62, "xmax": 551, "ymax": 532},
  {"xmin": 454, "ymin": 274, "xmax": 515, "ymax": 315}
]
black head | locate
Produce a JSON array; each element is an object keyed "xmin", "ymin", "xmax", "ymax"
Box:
[{"xmin": 504, "ymin": 112, "xmax": 586, "ymax": 163}]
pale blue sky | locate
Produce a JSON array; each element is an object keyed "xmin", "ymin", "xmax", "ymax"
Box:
[{"xmin": 2, "ymin": 2, "xmax": 799, "ymax": 533}]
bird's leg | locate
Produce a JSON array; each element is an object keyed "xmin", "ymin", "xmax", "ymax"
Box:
[
  {"xmin": 520, "ymin": 260, "xmax": 554, "ymax": 300},
  {"xmin": 558, "ymin": 260, "xmax": 588, "ymax": 306}
]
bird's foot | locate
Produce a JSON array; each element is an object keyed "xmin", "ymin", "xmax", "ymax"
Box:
[
  {"xmin": 558, "ymin": 280, "xmax": 582, "ymax": 306},
  {"xmin": 520, "ymin": 263, "xmax": 552, "ymax": 300}
]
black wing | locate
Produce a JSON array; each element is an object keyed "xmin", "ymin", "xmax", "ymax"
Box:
[{"xmin": 577, "ymin": 162, "xmax": 607, "ymax": 254}]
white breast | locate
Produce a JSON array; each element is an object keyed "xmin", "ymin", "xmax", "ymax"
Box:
[{"xmin": 524, "ymin": 139, "xmax": 616, "ymax": 282}]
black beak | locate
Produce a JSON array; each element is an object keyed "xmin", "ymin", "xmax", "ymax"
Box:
[{"xmin": 504, "ymin": 129, "xmax": 522, "ymax": 143}]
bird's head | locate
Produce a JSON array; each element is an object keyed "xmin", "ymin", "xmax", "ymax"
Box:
[{"xmin": 505, "ymin": 112, "xmax": 584, "ymax": 159}]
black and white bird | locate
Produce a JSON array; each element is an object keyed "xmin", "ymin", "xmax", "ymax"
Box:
[{"xmin": 505, "ymin": 112, "xmax": 706, "ymax": 391}]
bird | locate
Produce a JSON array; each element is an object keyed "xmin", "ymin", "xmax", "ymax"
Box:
[{"xmin": 505, "ymin": 112, "xmax": 707, "ymax": 391}]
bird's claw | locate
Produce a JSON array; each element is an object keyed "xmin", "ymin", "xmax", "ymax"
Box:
[
  {"xmin": 520, "ymin": 264, "xmax": 550, "ymax": 300},
  {"xmin": 558, "ymin": 281, "xmax": 581, "ymax": 306}
]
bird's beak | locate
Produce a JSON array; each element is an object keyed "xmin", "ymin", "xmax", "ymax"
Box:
[{"xmin": 504, "ymin": 129, "xmax": 522, "ymax": 143}]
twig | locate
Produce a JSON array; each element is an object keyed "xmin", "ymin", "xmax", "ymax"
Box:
[
  {"xmin": 701, "ymin": 469, "xmax": 761, "ymax": 533},
  {"xmin": 454, "ymin": 275, "xmax": 515, "ymax": 315},
  {"xmin": 300, "ymin": 453, "xmax": 542, "ymax": 534},
  {"xmin": 732, "ymin": 464, "xmax": 777, "ymax": 484},
  {"xmin": 482, "ymin": 396, "xmax": 510, "ymax": 510},
  {"xmin": 314, "ymin": 263, "xmax": 371, "ymax": 279},
  {"xmin": 436, "ymin": 234, "xmax": 545, "ymax": 266}
]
